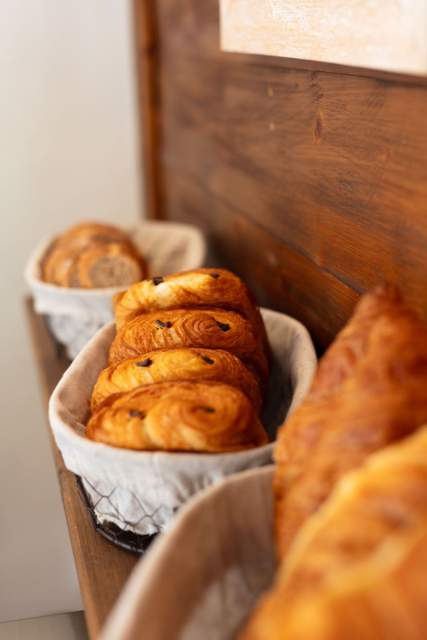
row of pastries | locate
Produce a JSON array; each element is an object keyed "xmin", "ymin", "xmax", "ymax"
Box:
[
  {"xmin": 51, "ymin": 231, "xmax": 427, "ymax": 638},
  {"xmin": 86, "ymin": 268, "xmax": 270, "ymax": 453},
  {"xmin": 241, "ymin": 285, "xmax": 427, "ymax": 639}
]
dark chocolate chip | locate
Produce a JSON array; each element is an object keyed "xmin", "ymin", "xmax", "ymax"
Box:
[
  {"xmin": 154, "ymin": 319, "xmax": 173, "ymax": 329},
  {"xmin": 197, "ymin": 406, "xmax": 215, "ymax": 414},
  {"xmin": 216, "ymin": 321, "xmax": 231, "ymax": 332},
  {"xmin": 136, "ymin": 358, "xmax": 153, "ymax": 368},
  {"xmin": 209, "ymin": 272, "xmax": 220, "ymax": 279},
  {"xmin": 200, "ymin": 354, "xmax": 215, "ymax": 365},
  {"xmin": 152, "ymin": 276, "xmax": 164, "ymax": 286},
  {"xmin": 129, "ymin": 409, "xmax": 145, "ymax": 419}
]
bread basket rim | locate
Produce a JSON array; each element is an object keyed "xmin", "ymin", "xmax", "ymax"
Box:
[
  {"xmin": 48, "ymin": 307, "xmax": 316, "ymax": 466},
  {"xmin": 100, "ymin": 465, "xmax": 275, "ymax": 640},
  {"xmin": 24, "ymin": 220, "xmax": 207, "ymax": 298}
]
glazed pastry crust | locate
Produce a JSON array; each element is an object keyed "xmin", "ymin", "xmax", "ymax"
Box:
[
  {"xmin": 274, "ymin": 286, "xmax": 427, "ymax": 559},
  {"xmin": 113, "ymin": 268, "xmax": 265, "ymax": 335},
  {"xmin": 91, "ymin": 347, "xmax": 263, "ymax": 413},
  {"xmin": 108, "ymin": 308, "xmax": 269, "ymax": 381},
  {"xmin": 242, "ymin": 426, "xmax": 427, "ymax": 640},
  {"xmin": 87, "ymin": 381, "xmax": 268, "ymax": 452},
  {"xmin": 57, "ymin": 221, "xmax": 130, "ymax": 246}
]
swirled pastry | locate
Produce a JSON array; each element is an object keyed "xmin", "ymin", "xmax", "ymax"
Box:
[
  {"xmin": 41, "ymin": 221, "xmax": 146, "ymax": 287},
  {"xmin": 86, "ymin": 381, "xmax": 268, "ymax": 452},
  {"xmin": 113, "ymin": 268, "xmax": 264, "ymax": 335},
  {"xmin": 91, "ymin": 348, "xmax": 262, "ymax": 413},
  {"xmin": 108, "ymin": 308, "xmax": 269, "ymax": 380},
  {"xmin": 274, "ymin": 286, "xmax": 427, "ymax": 559},
  {"xmin": 242, "ymin": 426, "xmax": 427, "ymax": 640}
]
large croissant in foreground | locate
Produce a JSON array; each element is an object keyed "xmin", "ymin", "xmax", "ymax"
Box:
[
  {"xmin": 241, "ymin": 286, "xmax": 427, "ymax": 639},
  {"xmin": 274, "ymin": 285, "xmax": 427, "ymax": 558},
  {"xmin": 243, "ymin": 425, "xmax": 427, "ymax": 640}
]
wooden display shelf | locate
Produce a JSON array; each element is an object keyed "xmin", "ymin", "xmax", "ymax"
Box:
[{"xmin": 25, "ymin": 298, "xmax": 138, "ymax": 638}]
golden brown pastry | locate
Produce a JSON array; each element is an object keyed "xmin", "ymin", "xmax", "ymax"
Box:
[
  {"xmin": 108, "ymin": 308, "xmax": 269, "ymax": 381},
  {"xmin": 242, "ymin": 426, "xmax": 427, "ymax": 640},
  {"xmin": 274, "ymin": 286, "xmax": 427, "ymax": 559},
  {"xmin": 308, "ymin": 284, "xmax": 404, "ymax": 399},
  {"xmin": 91, "ymin": 347, "xmax": 262, "ymax": 413},
  {"xmin": 41, "ymin": 221, "xmax": 147, "ymax": 287},
  {"xmin": 42, "ymin": 243, "xmax": 81, "ymax": 287},
  {"xmin": 113, "ymin": 268, "xmax": 264, "ymax": 336},
  {"xmin": 56, "ymin": 221, "xmax": 130, "ymax": 248},
  {"xmin": 87, "ymin": 381, "xmax": 268, "ymax": 452}
]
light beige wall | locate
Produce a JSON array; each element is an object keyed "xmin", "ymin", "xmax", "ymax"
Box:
[
  {"xmin": 221, "ymin": 0, "xmax": 427, "ymax": 75},
  {"xmin": 0, "ymin": 0, "xmax": 142, "ymax": 622}
]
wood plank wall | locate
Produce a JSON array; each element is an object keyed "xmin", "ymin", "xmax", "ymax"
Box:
[{"xmin": 134, "ymin": 0, "xmax": 427, "ymax": 352}]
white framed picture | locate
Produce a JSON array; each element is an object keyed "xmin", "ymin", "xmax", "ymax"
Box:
[{"xmin": 220, "ymin": 0, "xmax": 427, "ymax": 75}]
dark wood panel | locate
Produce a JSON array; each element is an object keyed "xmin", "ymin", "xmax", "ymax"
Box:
[
  {"xmin": 133, "ymin": 0, "xmax": 162, "ymax": 219},
  {"xmin": 163, "ymin": 170, "xmax": 359, "ymax": 350},
  {"xmin": 25, "ymin": 300, "xmax": 138, "ymax": 638},
  {"xmin": 133, "ymin": 0, "xmax": 427, "ymax": 349}
]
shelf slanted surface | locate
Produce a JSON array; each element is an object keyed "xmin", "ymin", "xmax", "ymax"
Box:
[{"xmin": 25, "ymin": 298, "xmax": 138, "ymax": 638}]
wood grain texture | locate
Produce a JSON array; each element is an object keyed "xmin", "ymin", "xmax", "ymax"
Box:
[
  {"xmin": 133, "ymin": 0, "xmax": 162, "ymax": 218},
  {"xmin": 25, "ymin": 299, "xmax": 138, "ymax": 638},
  {"xmin": 133, "ymin": 0, "xmax": 427, "ymax": 350},
  {"xmin": 220, "ymin": 0, "xmax": 427, "ymax": 76}
]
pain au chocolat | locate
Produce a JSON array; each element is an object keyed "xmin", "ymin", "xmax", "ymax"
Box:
[
  {"xmin": 87, "ymin": 381, "xmax": 268, "ymax": 453},
  {"xmin": 108, "ymin": 308, "xmax": 269, "ymax": 381},
  {"xmin": 113, "ymin": 268, "xmax": 265, "ymax": 335},
  {"xmin": 242, "ymin": 425, "xmax": 427, "ymax": 640},
  {"xmin": 91, "ymin": 347, "xmax": 262, "ymax": 413},
  {"xmin": 274, "ymin": 285, "xmax": 427, "ymax": 560}
]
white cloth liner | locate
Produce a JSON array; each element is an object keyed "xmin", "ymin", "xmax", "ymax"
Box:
[
  {"xmin": 49, "ymin": 309, "xmax": 316, "ymax": 535},
  {"xmin": 100, "ymin": 467, "xmax": 275, "ymax": 640},
  {"xmin": 25, "ymin": 221, "xmax": 207, "ymax": 358}
]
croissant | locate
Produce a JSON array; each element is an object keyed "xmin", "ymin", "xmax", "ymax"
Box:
[
  {"xmin": 242, "ymin": 425, "xmax": 427, "ymax": 640},
  {"xmin": 113, "ymin": 268, "xmax": 265, "ymax": 336},
  {"xmin": 86, "ymin": 381, "xmax": 268, "ymax": 452},
  {"xmin": 274, "ymin": 286, "xmax": 427, "ymax": 559},
  {"xmin": 108, "ymin": 308, "xmax": 269, "ymax": 381},
  {"xmin": 41, "ymin": 221, "xmax": 146, "ymax": 287},
  {"xmin": 91, "ymin": 347, "xmax": 262, "ymax": 413}
]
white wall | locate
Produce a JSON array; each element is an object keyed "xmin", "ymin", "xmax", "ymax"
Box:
[{"xmin": 0, "ymin": 0, "xmax": 142, "ymax": 622}]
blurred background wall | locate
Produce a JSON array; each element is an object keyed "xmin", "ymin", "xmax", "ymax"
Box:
[{"xmin": 0, "ymin": 0, "xmax": 142, "ymax": 629}]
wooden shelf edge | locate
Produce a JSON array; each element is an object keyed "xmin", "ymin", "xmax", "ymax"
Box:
[{"xmin": 24, "ymin": 298, "xmax": 138, "ymax": 639}]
